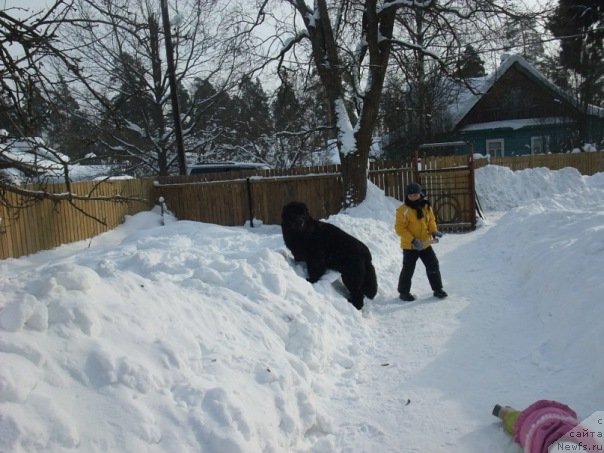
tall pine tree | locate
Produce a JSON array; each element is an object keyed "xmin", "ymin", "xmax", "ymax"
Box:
[
  {"xmin": 110, "ymin": 53, "xmax": 158, "ymax": 130},
  {"xmin": 273, "ymin": 73, "xmax": 301, "ymax": 134},
  {"xmin": 46, "ymin": 76, "xmax": 92, "ymax": 160},
  {"xmin": 230, "ymin": 76, "xmax": 273, "ymax": 162},
  {"xmin": 188, "ymin": 78, "xmax": 234, "ymax": 161},
  {"xmin": 272, "ymin": 73, "xmax": 303, "ymax": 166},
  {"xmin": 548, "ymin": 0, "xmax": 604, "ymax": 105},
  {"xmin": 453, "ymin": 45, "xmax": 486, "ymax": 79}
]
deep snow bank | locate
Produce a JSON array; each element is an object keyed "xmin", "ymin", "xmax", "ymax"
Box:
[{"xmin": 1, "ymin": 168, "xmax": 603, "ymax": 452}]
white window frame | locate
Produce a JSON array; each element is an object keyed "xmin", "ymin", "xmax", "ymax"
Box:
[
  {"xmin": 530, "ymin": 136, "xmax": 550, "ymax": 155},
  {"xmin": 486, "ymin": 139, "xmax": 505, "ymax": 157}
]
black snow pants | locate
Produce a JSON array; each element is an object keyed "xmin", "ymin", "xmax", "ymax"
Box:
[{"xmin": 397, "ymin": 246, "xmax": 443, "ymax": 295}]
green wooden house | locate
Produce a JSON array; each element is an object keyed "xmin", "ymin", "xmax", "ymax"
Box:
[{"xmin": 447, "ymin": 55, "xmax": 604, "ymax": 156}]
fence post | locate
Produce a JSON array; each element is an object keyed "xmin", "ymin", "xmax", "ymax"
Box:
[
  {"xmin": 412, "ymin": 149, "xmax": 421, "ymax": 184},
  {"xmin": 246, "ymin": 177, "xmax": 255, "ymax": 227},
  {"xmin": 467, "ymin": 154, "xmax": 479, "ymax": 227}
]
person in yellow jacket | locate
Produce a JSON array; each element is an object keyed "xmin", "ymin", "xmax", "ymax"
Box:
[{"xmin": 394, "ymin": 182, "xmax": 447, "ymax": 301}]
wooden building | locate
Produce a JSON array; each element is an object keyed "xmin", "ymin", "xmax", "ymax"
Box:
[{"xmin": 447, "ymin": 55, "xmax": 604, "ymax": 156}]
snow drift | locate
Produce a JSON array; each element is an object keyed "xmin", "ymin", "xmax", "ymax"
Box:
[{"xmin": 0, "ymin": 165, "xmax": 603, "ymax": 452}]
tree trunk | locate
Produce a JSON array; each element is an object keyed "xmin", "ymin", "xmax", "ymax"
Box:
[
  {"xmin": 160, "ymin": 0, "xmax": 187, "ymax": 176},
  {"xmin": 149, "ymin": 14, "xmax": 169, "ymax": 176},
  {"xmin": 291, "ymin": 0, "xmax": 395, "ymax": 207},
  {"xmin": 340, "ymin": 151, "xmax": 368, "ymax": 206}
]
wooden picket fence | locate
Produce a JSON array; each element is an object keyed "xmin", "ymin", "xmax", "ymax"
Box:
[
  {"xmin": 155, "ymin": 158, "xmax": 477, "ymax": 232},
  {"xmin": 474, "ymin": 152, "xmax": 604, "ymax": 175},
  {"xmin": 2, "ymin": 151, "xmax": 602, "ymax": 260},
  {"xmin": 0, "ymin": 179, "xmax": 155, "ymax": 260},
  {"xmin": 415, "ymin": 150, "xmax": 604, "ymax": 175}
]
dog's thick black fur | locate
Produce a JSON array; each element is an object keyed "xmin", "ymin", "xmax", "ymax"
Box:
[{"xmin": 281, "ymin": 201, "xmax": 378, "ymax": 310}]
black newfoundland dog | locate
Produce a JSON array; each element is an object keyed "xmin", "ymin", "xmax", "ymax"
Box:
[{"xmin": 281, "ymin": 201, "xmax": 378, "ymax": 310}]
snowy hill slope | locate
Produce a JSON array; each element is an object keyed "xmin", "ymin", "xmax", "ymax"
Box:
[{"xmin": 0, "ymin": 165, "xmax": 603, "ymax": 452}]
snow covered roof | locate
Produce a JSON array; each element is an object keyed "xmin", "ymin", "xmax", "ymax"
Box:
[
  {"xmin": 0, "ymin": 137, "xmax": 71, "ymax": 182},
  {"xmin": 1, "ymin": 137, "xmax": 130, "ymax": 182},
  {"xmin": 449, "ymin": 54, "xmax": 604, "ymax": 129},
  {"xmin": 459, "ymin": 117, "xmax": 574, "ymax": 132},
  {"xmin": 0, "ymin": 137, "xmax": 69, "ymax": 171}
]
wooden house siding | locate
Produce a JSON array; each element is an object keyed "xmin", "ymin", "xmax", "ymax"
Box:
[
  {"xmin": 457, "ymin": 121, "xmax": 578, "ymax": 156},
  {"xmin": 457, "ymin": 64, "xmax": 579, "ymax": 128},
  {"xmin": 385, "ymin": 55, "xmax": 603, "ymax": 159},
  {"xmin": 446, "ymin": 56, "xmax": 604, "ymax": 157}
]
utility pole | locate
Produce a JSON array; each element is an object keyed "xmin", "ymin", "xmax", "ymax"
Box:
[{"xmin": 160, "ymin": 0, "xmax": 187, "ymax": 175}]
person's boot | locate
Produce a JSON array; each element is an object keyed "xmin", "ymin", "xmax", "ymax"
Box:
[
  {"xmin": 399, "ymin": 293, "xmax": 416, "ymax": 302},
  {"xmin": 433, "ymin": 289, "xmax": 448, "ymax": 299}
]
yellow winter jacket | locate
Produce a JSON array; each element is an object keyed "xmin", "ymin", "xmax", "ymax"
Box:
[{"xmin": 395, "ymin": 203, "xmax": 438, "ymax": 250}]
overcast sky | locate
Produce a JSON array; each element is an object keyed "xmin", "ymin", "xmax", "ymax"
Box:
[
  {"xmin": 6, "ymin": 0, "xmax": 552, "ymax": 81},
  {"xmin": 7, "ymin": 0, "xmax": 550, "ymax": 15},
  {"xmin": 3, "ymin": 0, "xmax": 51, "ymax": 17}
]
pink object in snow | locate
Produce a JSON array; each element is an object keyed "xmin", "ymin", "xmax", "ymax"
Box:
[{"xmin": 513, "ymin": 400, "xmax": 600, "ymax": 453}]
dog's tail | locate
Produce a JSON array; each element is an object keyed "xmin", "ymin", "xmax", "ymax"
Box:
[{"xmin": 363, "ymin": 257, "xmax": 378, "ymax": 299}]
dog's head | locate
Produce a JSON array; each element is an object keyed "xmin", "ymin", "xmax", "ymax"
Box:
[{"xmin": 281, "ymin": 201, "xmax": 311, "ymax": 232}]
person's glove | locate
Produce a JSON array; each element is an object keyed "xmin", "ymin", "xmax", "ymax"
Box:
[
  {"xmin": 411, "ymin": 239, "xmax": 423, "ymax": 250},
  {"xmin": 433, "ymin": 231, "xmax": 443, "ymax": 238}
]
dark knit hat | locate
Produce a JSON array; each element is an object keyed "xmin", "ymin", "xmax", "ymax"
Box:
[{"xmin": 405, "ymin": 182, "xmax": 423, "ymax": 197}]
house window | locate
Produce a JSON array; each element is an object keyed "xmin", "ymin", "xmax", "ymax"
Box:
[
  {"xmin": 531, "ymin": 136, "xmax": 549, "ymax": 154},
  {"xmin": 486, "ymin": 139, "xmax": 504, "ymax": 157}
]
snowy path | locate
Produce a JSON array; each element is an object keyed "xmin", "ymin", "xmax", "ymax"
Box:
[
  {"xmin": 325, "ymin": 201, "xmax": 603, "ymax": 452},
  {"xmin": 325, "ymin": 215, "xmax": 524, "ymax": 452}
]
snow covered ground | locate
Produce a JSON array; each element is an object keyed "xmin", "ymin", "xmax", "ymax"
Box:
[{"xmin": 1, "ymin": 165, "xmax": 603, "ymax": 452}]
